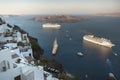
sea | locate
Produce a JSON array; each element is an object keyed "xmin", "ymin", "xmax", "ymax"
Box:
[{"xmin": 1, "ymin": 15, "xmax": 120, "ymax": 80}]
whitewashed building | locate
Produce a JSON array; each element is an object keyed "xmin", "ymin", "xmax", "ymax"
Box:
[
  {"xmin": 0, "ymin": 18, "xmax": 59, "ymax": 80},
  {"xmin": 0, "ymin": 48, "xmax": 58, "ymax": 80}
]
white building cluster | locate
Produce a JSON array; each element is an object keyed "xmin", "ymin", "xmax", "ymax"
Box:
[{"xmin": 0, "ymin": 18, "xmax": 59, "ymax": 80}]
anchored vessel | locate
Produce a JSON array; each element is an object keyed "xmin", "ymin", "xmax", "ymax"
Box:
[
  {"xmin": 108, "ymin": 73, "xmax": 117, "ymax": 80},
  {"xmin": 52, "ymin": 38, "xmax": 58, "ymax": 54},
  {"xmin": 77, "ymin": 52, "xmax": 84, "ymax": 56},
  {"xmin": 83, "ymin": 35, "xmax": 115, "ymax": 48},
  {"xmin": 42, "ymin": 23, "xmax": 61, "ymax": 29}
]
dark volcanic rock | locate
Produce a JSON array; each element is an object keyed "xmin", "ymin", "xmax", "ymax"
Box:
[
  {"xmin": 30, "ymin": 15, "xmax": 91, "ymax": 23},
  {"xmin": 97, "ymin": 12, "xmax": 120, "ymax": 17}
]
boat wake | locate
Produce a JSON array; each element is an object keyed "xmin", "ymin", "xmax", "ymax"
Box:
[{"xmin": 106, "ymin": 58, "xmax": 113, "ymax": 72}]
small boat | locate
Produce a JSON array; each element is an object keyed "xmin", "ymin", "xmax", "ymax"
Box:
[
  {"xmin": 113, "ymin": 52, "xmax": 118, "ymax": 56},
  {"xmin": 77, "ymin": 52, "xmax": 84, "ymax": 56},
  {"xmin": 114, "ymin": 53, "xmax": 118, "ymax": 56},
  {"xmin": 85, "ymin": 74, "xmax": 88, "ymax": 78},
  {"xmin": 106, "ymin": 58, "xmax": 111, "ymax": 64},
  {"xmin": 107, "ymin": 73, "xmax": 117, "ymax": 80},
  {"xmin": 69, "ymin": 37, "xmax": 72, "ymax": 40},
  {"xmin": 52, "ymin": 38, "xmax": 58, "ymax": 55}
]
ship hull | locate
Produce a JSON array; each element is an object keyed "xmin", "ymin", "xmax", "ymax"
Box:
[
  {"xmin": 52, "ymin": 45, "xmax": 58, "ymax": 54},
  {"xmin": 42, "ymin": 23, "xmax": 61, "ymax": 29},
  {"xmin": 52, "ymin": 39, "xmax": 58, "ymax": 55},
  {"xmin": 83, "ymin": 35, "xmax": 114, "ymax": 48}
]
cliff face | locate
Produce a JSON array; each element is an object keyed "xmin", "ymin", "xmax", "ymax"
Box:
[
  {"xmin": 29, "ymin": 36, "xmax": 44, "ymax": 59},
  {"xmin": 12, "ymin": 24, "xmax": 44, "ymax": 60},
  {"xmin": 97, "ymin": 13, "xmax": 120, "ymax": 17},
  {"xmin": 30, "ymin": 15, "xmax": 90, "ymax": 23},
  {"xmin": 0, "ymin": 18, "xmax": 5, "ymax": 25}
]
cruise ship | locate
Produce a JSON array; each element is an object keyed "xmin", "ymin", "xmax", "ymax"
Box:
[
  {"xmin": 52, "ymin": 38, "xmax": 58, "ymax": 55},
  {"xmin": 42, "ymin": 23, "xmax": 61, "ymax": 29},
  {"xmin": 83, "ymin": 35, "xmax": 115, "ymax": 48}
]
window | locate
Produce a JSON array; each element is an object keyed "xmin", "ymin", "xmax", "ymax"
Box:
[
  {"xmin": 0, "ymin": 60, "xmax": 6, "ymax": 72},
  {"xmin": 23, "ymin": 36, "xmax": 27, "ymax": 40},
  {"xmin": 7, "ymin": 61, "xmax": 10, "ymax": 69},
  {"xmin": 29, "ymin": 53, "xmax": 31, "ymax": 57},
  {"xmin": 14, "ymin": 75, "xmax": 21, "ymax": 80}
]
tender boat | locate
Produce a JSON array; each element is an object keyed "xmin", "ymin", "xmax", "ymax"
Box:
[
  {"xmin": 107, "ymin": 73, "xmax": 117, "ymax": 80},
  {"xmin": 52, "ymin": 38, "xmax": 58, "ymax": 55},
  {"xmin": 77, "ymin": 52, "xmax": 84, "ymax": 56}
]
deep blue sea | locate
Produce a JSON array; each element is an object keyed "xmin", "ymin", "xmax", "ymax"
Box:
[{"xmin": 2, "ymin": 15, "xmax": 120, "ymax": 80}]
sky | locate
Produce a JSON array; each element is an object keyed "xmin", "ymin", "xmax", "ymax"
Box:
[{"xmin": 0, "ymin": 0, "xmax": 120, "ymax": 15}]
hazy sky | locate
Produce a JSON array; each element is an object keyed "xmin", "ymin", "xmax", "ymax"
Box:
[{"xmin": 0, "ymin": 0, "xmax": 120, "ymax": 15}]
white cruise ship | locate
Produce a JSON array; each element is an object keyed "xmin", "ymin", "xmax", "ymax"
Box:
[
  {"xmin": 83, "ymin": 35, "xmax": 115, "ymax": 48},
  {"xmin": 52, "ymin": 38, "xmax": 58, "ymax": 54},
  {"xmin": 42, "ymin": 23, "xmax": 61, "ymax": 29}
]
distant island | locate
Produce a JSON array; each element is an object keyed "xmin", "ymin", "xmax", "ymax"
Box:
[
  {"xmin": 30, "ymin": 15, "xmax": 91, "ymax": 23},
  {"xmin": 97, "ymin": 12, "xmax": 120, "ymax": 17}
]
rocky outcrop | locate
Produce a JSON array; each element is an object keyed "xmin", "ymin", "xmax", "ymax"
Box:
[
  {"xmin": 97, "ymin": 12, "xmax": 120, "ymax": 17},
  {"xmin": 0, "ymin": 18, "xmax": 5, "ymax": 25},
  {"xmin": 30, "ymin": 15, "xmax": 91, "ymax": 23}
]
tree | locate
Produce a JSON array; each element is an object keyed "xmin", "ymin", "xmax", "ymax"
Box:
[
  {"xmin": 17, "ymin": 42, "xmax": 24, "ymax": 47},
  {"xmin": 29, "ymin": 36, "xmax": 44, "ymax": 59}
]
